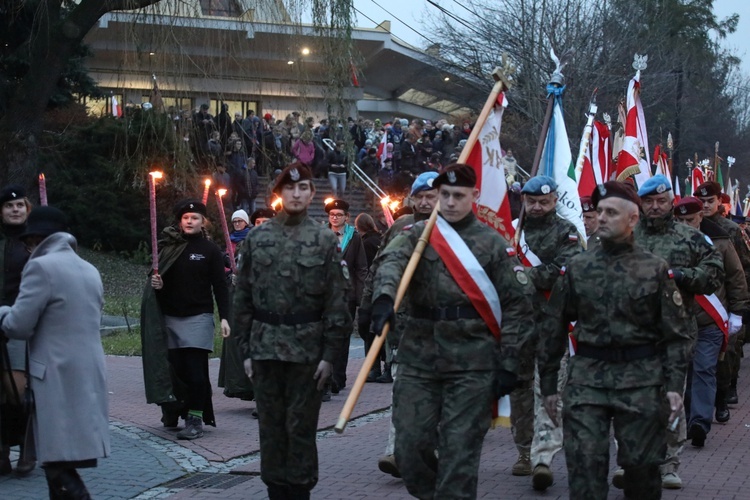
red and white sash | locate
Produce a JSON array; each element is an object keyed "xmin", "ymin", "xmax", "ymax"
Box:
[
  {"xmin": 429, "ymin": 216, "xmax": 502, "ymax": 337},
  {"xmin": 695, "ymin": 293, "xmax": 729, "ymax": 352},
  {"xmin": 516, "ymin": 228, "xmax": 543, "ymax": 269}
]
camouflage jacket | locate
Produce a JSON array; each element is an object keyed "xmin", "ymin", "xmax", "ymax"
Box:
[
  {"xmin": 522, "ymin": 210, "xmax": 582, "ymax": 292},
  {"xmin": 634, "ymin": 212, "xmax": 724, "ymax": 311},
  {"xmin": 706, "ymin": 213, "xmax": 750, "ymax": 285},
  {"xmin": 540, "ymin": 236, "xmax": 692, "ymax": 396},
  {"xmin": 372, "ymin": 212, "xmax": 534, "ymax": 374},
  {"xmin": 233, "ymin": 210, "xmax": 352, "ymax": 364}
]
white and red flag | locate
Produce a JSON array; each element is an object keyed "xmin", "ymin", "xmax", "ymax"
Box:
[
  {"xmin": 376, "ymin": 130, "xmax": 388, "ymax": 170},
  {"xmin": 674, "ymin": 175, "xmax": 682, "ymax": 204},
  {"xmin": 577, "ymin": 121, "xmax": 612, "ymax": 198},
  {"xmin": 616, "ymin": 70, "xmax": 651, "ymax": 187},
  {"xmin": 466, "ymin": 93, "xmax": 515, "ymax": 242},
  {"xmin": 112, "ymin": 96, "xmax": 122, "ymax": 118},
  {"xmin": 692, "ymin": 167, "xmax": 705, "ymax": 194},
  {"xmin": 653, "ymin": 145, "xmax": 670, "ymax": 177}
]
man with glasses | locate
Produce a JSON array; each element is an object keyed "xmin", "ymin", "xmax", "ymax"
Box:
[{"xmin": 325, "ymin": 199, "xmax": 367, "ymax": 399}]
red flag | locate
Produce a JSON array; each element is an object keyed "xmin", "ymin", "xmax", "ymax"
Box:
[
  {"xmin": 112, "ymin": 96, "xmax": 122, "ymax": 118},
  {"xmin": 467, "ymin": 93, "xmax": 514, "ymax": 242},
  {"xmin": 616, "ymin": 71, "xmax": 651, "ymax": 186},
  {"xmin": 577, "ymin": 120, "xmax": 611, "ymax": 197},
  {"xmin": 692, "ymin": 167, "xmax": 705, "ymax": 194},
  {"xmin": 653, "ymin": 145, "xmax": 669, "ymax": 177},
  {"xmin": 376, "ymin": 130, "xmax": 388, "ymax": 170}
]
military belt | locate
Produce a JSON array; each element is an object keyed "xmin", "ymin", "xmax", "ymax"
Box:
[
  {"xmin": 411, "ymin": 305, "xmax": 481, "ymax": 321},
  {"xmin": 575, "ymin": 344, "xmax": 659, "ymax": 363},
  {"xmin": 253, "ymin": 309, "xmax": 323, "ymax": 326}
]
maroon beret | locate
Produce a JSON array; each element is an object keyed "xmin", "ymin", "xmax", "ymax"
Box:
[
  {"xmin": 580, "ymin": 196, "xmax": 596, "ymax": 213},
  {"xmin": 674, "ymin": 196, "xmax": 703, "ymax": 216},
  {"xmin": 720, "ymin": 193, "xmax": 731, "ymax": 204},
  {"xmin": 433, "ymin": 163, "xmax": 477, "ymax": 189},
  {"xmin": 591, "ymin": 181, "xmax": 640, "ymax": 208},
  {"xmin": 272, "ymin": 163, "xmax": 313, "ymax": 194},
  {"xmin": 695, "ymin": 181, "xmax": 722, "ymax": 198}
]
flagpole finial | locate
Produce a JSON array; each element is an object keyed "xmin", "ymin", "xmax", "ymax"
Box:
[
  {"xmin": 728, "ymin": 156, "xmax": 736, "ymax": 167},
  {"xmin": 549, "ymin": 48, "xmax": 573, "ymax": 86},
  {"xmin": 715, "ymin": 141, "xmax": 720, "ymax": 154},
  {"xmin": 492, "ymin": 53, "xmax": 516, "ymax": 91},
  {"xmin": 632, "ymin": 54, "xmax": 648, "ymax": 71},
  {"xmin": 667, "ymin": 132, "xmax": 674, "ymax": 151},
  {"xmin": 152, "ymin": 73, "xmax": 157, "ymax": 82},
  {"xmin": 603, "ymin": 113, "xmax": 612, "ymax": 128}
]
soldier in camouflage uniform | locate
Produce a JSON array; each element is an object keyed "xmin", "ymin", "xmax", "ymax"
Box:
[
  {"xmin": 371, "ymin": 164, "xmax": 533, "ymax": 499},
  {"xmin": 632, "ymin": 175, "xmax": 723, "ymax": 490},
  {"xmin": 541, "ymin": 181, "xmax": 692, "ymax": 500},
  {"xmin": 581, "ymin": 195, "xmax": 600, "ymax": 243},
  {"xmin": 695, "ymin": 181, "xmax": 749, "ymax": 407},
  {"xmin": 511, "ymin": 175, "xmax": 582, "ymax": 490},
  {"xmin": 233, "ymin": 163, "xmax": 352, "ymax": 500},
  {"xmin": 359, "ymin": 171, "xmax": 439, "ymax": 478}
]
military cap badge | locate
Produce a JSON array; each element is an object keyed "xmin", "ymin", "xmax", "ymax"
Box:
[
  {"xmin": 188, "ymin": 203, "xmax": 195, "ymax": 210},
  {"xmin": 447, "ymin": 171, "xmax": 457, "ymax": 184},
  {"xmin": 679, "ymin": 205, "xmax": 687, "ymax": 214},
  {"xmin": 11, "ymin": 192, "xmax": 16, "ymax": 198},
  {"xmin": 656, "ymin": 184, "xmax": 666, "ymax": 194},
  {"xmin": 290, "ymin": 168, "xmax": 300, "ymax": 181},
  {"xmin": 700, "ymin": 187, "xmax": 707, "ymax": 196},
  {"xmin": 541, "ymin": 184, "xmax": 550, "ymax": 194}
]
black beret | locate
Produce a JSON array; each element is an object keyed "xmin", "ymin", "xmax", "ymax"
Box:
[
  {"xmin": 174, "ymin": 199, "xmax": 207, "ymax": 220},
  {"xmin": 591, "ymin": 181, "xmax": 640, "ymax": 208},
  {"xmin": 20, "ymin": 206, "xmax": 67, "ymax": 240},
  {"xmin": 325, "ymin": 199, "xmax": 350, "ymax": 213},
  {"xmin": 0, "ymin": 184, "xmax": 26, "ymax": 206},
  {"xmin": 250, "ymin": 208, "xmax": 277, "ymax": 225},
  {"xmin": 433, "ymin": 163, "xmax": 476, "ymax": 189},
  {"xmin": 695, "ymin": 181, "xmax": 722, "ymax": 198},
  {"xmin": 272, "ymin": 163, "xmax": 313, "ymax": 195},
  {"xmin": 674, "ymin": 196, "xmax": 703, "ymax": 216}
]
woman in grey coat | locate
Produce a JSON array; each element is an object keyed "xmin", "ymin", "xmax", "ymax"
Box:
[{"xmin": 0, "ymin": 207, "xmax": 109, "ymax": 499}]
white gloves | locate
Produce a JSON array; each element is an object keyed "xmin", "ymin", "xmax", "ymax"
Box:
[{"xmin": 728, "ymin": 313, "xmax": 743, "ymax": 335}]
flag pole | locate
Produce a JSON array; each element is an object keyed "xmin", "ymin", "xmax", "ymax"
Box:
[
  {"xmin": 514, "ymin": 48, "xmax": 572, "ymax": 246},
  {"xmin": 573, "ymin": 88, "xmax": 599, "ymax": 184},
  {"xmin": 334, "ymin": 62, "xmax": 513, "ymax": 434},
  {"xmin": 667, "ymin": 132, "xmax": 674, "ymax": 180}
]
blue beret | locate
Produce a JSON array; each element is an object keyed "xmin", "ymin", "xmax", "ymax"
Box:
[
  {"xmin": 521, "ymin": 176, "xmax": 557, "ymax": 195},
  {"xmin": 411, "ymin": 171, "xmax": 439, "ymax": 196},
  {"xmin": 637, "ymin": 174, "xmax": 672, "ymax": 197}
]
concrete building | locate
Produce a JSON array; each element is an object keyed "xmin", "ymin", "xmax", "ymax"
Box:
[{"xmin": 82, "ymin": 0, "xmax": 482, "ymax": 122}]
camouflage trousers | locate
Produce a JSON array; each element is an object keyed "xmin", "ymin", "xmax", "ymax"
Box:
[
  {"xmin": 564, "ymin": 384, "xmax": 668, "ymax": 500},
  {"xmin": 662, "ymin": 376, "xmax": 687, "ymax": 473},
  {"xmin": 253, "ymin": 360, "xmax": 322, "ymax": 491},
  {"xmin": 510, "ymin": 353, "xmax": 568, "ymax": 467},
  {"xmin": 385, "ymin": 360, "xmax": 399, "ymax": 455},
  {"xmin": 393, "ymin": 364, "xmax": 494, "ymax": 500}
]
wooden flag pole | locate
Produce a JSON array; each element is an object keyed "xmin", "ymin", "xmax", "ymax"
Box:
[
  {"xmin": 334, "ymin": 64, "xmax": 512, "ymax": 434},
  {"xmin": 513, "ymin": 48, "xmax": 572, "ymax": 246}
]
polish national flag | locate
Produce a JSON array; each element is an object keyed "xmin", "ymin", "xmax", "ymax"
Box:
[
  {"xmin": 376, "ymin": 131, "xmax": 388, "ymax": 170},
  {"xmin": 112, "ymin": 96, "xmax": 122, "ymax": 118},
  {"xmin": 466, "ymin": 92, "xmax": 515, "ymax": 242},
  {"xmin": 577, "ymin": 121, "xmax": 612, "ymax": 198},
  {"xmin": 616, "ymin": 70, "xmax": 651, "ymax": 187}
]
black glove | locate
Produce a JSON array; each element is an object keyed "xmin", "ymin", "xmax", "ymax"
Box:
[
  {"xmin": 670, "ymin": 268, "xmax": 684, "ymax": 284},
  {"xmin": 371, "ymin": 295, "xmax": 396, "ymax": 337},
  {"xmin": 494, "ymin": 370, "xmax": 519, "ymax": 399}
]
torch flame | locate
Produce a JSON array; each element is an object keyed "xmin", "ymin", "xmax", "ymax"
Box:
[
  {"xmin": 379, "ymin": 196, "xmax": 391, "ymax": 206},
  {"xmin": 218, "ymin": 188, "xmax": 227, "ymax": 197},
  {"xmin": 149, "ymin": 171, "xmax": 163, "ymax": 179},
  {"xmin": 389, "ymin": 199, "xmax": 400, "ymax": 212},
  {"xmin": 39, "ymin": 173, "xmax": 45, "ymax": 181},
  {"xmin": 324, "ymin": 197, "xmax": 335, "ymax": 206},
  {"xmin": 271, "ymin": 197, "xmax": 282, "ymax": 209},
  {"xmin": 204, "ymin": 178, "xmax": 211, "ymax": 188}
]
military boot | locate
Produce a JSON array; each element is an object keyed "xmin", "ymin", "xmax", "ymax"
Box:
[
  {"xmin": 366, "ymin": 364, "xmax": 381, "ymax": 382},
  {"xmin": 511, "ymin": 453, "xmax": 531, "ymax": 476},
  {"xmin": 716, "ymin": 388, "xmax": 731, "ymax": 422},
  {"xmin": 727, "ymin": 378, "xmax": 739, "ymax": 405},
  {"xmin": 176, "ymin": 415, "xmax": 204, "ymax": 440},
  {"xmin": 375, "ymin": 363, "xmax": 393, "ymax": 383},
  {"xmin": 532, "ymin": 464, "xmax": 553, "ymax": 491},
  {"xmin": 378, "ymin": 454, "xmax": 401, "ymax": 478},
  {"xmin": 611, "ymin": 467, "xmax": 624, "ymax": 489}
]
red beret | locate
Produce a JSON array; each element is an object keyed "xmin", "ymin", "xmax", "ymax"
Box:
[
  {"xmin": 695, "ymin": 181, "xmax": 722, "ymax": 198},
  {"xmin": 272, "ymin": 163, "xmax": 313, "ymax": 194},
  {"xmin": 674, "ymin": 196, "xmax": 703, "ymax": 216},
  {"xmin": 591, "ymin": 181, "xmax": 640, "ymax": 208},
  {"xmin": 433, "ymin": 163, "xmax": 476, "ymax": 189},
  {"xmin": 720, "ymin": 193, "xmax": 731, "ymax": 204},
  {"xmin": 580, "ymin": 196, "xmax": 596, "ymax": 213}
]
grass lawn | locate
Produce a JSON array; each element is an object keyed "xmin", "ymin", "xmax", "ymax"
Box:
[{"xmin": 80, "ymin": 247, "xmax": 224, "ymax": 358}]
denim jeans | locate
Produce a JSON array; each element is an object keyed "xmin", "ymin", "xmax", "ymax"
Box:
[
  {"xmin": 686, "ymin": 324, "xmax": 724, "ymax": 433},
  {"xmin": 328, "ymin": 172, "xmax": 347, "ymax": 197}
]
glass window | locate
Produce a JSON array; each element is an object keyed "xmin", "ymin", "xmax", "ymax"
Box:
[
  {"xmin": 200, "ymin": 0, "xmax": 240, "ymax": 17},
  {"xmin": 82, "ymin": 94, "xmax": 123, "ymax": 117}
]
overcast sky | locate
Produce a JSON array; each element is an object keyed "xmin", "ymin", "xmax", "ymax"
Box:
[{"xmin": 353, "ymin": 0, "xmax": 750, "ymax": 73}]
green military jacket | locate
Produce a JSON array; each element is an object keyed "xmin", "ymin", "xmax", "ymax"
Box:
[
  {"xmin": 634, "ymin": 212, "xmax": 724, "ymax": 312},
  {"xmin": 540, "ymin": 236, "xmax": 692, "ymax": 396},
  {"xmin": 372, "ymin": 212, "xmax": 534, "ymax": 374},
  {"xmin": 233, "ymin": 210, "xmax": 352, "ymax": 364},
  {"xmin": 522, "ymin": 210, "xmax": 583, "ymax": 292}
]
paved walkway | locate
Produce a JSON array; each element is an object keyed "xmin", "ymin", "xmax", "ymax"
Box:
[{"xmin": 2, "ymin": 338, "xmax": 750, "ymax": 499}]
